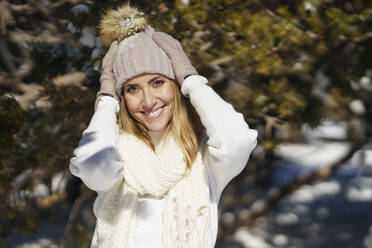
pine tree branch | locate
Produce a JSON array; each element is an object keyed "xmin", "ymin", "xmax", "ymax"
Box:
[
  {"xmin": 9, "ymin": 168, "xmax": 46, "ymax": 207},
  {"xmin": 352, "ymin": 32, "xmax": 372, "ymax": 43},
  {"xmin": 0, "ymin": 73, "xmax": 19, "ymax": 90},
  {"xmin": 0, "ymin": 1, "xmax": 15, "ymax": 35},
  {"xmin": 50, "ymin": 0, "xmax": 93, "ymax": 9},
  {"xmin": 52, "ymin": 71, "xmax": 87, "ymax": 88},
  {"xmin": 0, "ymin": 38, "xmax": 17, "ymax": 76}
]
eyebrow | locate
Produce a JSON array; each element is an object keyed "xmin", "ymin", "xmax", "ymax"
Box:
[
  {"xmin": 124, "ymin": 76, "xmax": 162, "ymax": 88},
  {"xmin": 148, "ymin": 76, "xmax": 162, "ymax": 83}
]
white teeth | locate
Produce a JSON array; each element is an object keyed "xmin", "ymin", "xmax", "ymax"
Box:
[{"xmin": 146, "ymin": 108, "xmax": 162, "ymax": 117}]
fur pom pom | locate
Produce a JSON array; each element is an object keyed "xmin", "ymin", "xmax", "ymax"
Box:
[{"xmin": 99, "ymin": 4, "xmax": 147, "ymax": 47}]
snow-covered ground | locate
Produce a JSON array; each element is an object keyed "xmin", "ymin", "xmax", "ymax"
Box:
[
  {"xmin": 216, "ymin": 121, "xmax": 372, "ymax": 248},
  {"xmin": 218, "ymin": 174, "xmax": 372, "ymax": 248}
]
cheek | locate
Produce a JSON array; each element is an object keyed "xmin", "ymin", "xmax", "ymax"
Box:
[
  {"xmin": 161, "ymin": 84, "xmax": 175, "ymax": 104},
  {"xmin": 124, "ymin": 95, "xmax": 139, "ymax": 116}
]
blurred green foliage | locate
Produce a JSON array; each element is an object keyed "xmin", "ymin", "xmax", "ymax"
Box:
[{"xmin": 0, "ymin": 0, "xmax": 371, "ymax": 246}]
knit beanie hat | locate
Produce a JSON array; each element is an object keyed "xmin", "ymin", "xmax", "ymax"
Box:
[{"xmin": 99, "ymin": 5, "xmax": 175, "ymax": 97}]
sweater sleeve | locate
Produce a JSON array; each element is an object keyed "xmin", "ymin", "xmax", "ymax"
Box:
[
  {"xmin": 69, "ymin": 96, "xmax": 124, "ymax": 192},
  {"xmin": 181, "ymin": 75, "xmax": 258, "ymax": 199}
]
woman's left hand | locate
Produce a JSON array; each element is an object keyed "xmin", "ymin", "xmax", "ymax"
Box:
[{"xmin": 152, "ymin": 32, "xmax": 197, "ymax": 86}]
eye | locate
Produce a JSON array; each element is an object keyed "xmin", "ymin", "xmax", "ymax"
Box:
[
  {"xmin": 152, "ymin": 79, "xmax": 165, "ymax": 88},
  {"xmin": 125, "ymin": 85, "xmax": 138, "ymax": 93}
]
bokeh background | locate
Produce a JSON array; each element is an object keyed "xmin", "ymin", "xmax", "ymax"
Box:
[{"xmin": 1, "ymin": 0, "xmax": 372, "ymax": 247}]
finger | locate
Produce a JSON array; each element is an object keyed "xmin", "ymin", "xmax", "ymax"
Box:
[
  {"xmin": 107, "ymin": 41, "xmax": 118, "ymax": 59},
  {"xmin": 102, "ymin": 41, "xmax": 118, "ymax": 68},
  {"xmin": 152, "ymin": 32, "xmax": 182, "ymax": 52}
]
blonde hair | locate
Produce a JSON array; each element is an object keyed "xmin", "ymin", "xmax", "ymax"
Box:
[{"xmin": 118, "ymin": 77, "xmax": 204, "ymax": 171}]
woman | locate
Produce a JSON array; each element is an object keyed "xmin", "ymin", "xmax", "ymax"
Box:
[{"xmin": 69, "ymin": 4, "xmax": 257, "ymax": 248}]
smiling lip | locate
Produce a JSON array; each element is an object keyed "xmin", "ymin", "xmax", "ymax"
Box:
[{"xmin": 142, "ymin": 106, "xmax": 165, "ymax": 120}]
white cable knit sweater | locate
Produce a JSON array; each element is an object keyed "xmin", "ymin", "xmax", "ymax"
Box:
[{"xmin": 69, "ymin": 75, "xmax": 258, "ymax": 247}]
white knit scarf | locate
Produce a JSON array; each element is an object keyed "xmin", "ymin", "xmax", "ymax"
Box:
[{"xmin": 95, "ymin": 132, "xmax": 211, "ymax": 247}]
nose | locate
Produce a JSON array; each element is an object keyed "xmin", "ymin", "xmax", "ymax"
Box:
[{"xmin": 142, "ymin": 88, "xmax": 156, "ymax": 111}]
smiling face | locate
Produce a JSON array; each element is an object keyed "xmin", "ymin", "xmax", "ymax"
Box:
[{"xmin": 122, "ymin": 73, "xmax": 175, "ymax": 132}]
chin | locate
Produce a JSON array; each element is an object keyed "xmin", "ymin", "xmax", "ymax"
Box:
[{"xmin": 146, "ymin": 123, "xmax": 168, "ymax": 132}]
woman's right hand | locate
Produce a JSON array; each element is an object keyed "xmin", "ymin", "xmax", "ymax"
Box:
[
  {"xmin": 94, "ymin": 41, "xmax": 119, "ymax": 111},
  {"xmin": 152, "ymin": 32, "xmax": 198, "ymax": 87}
]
